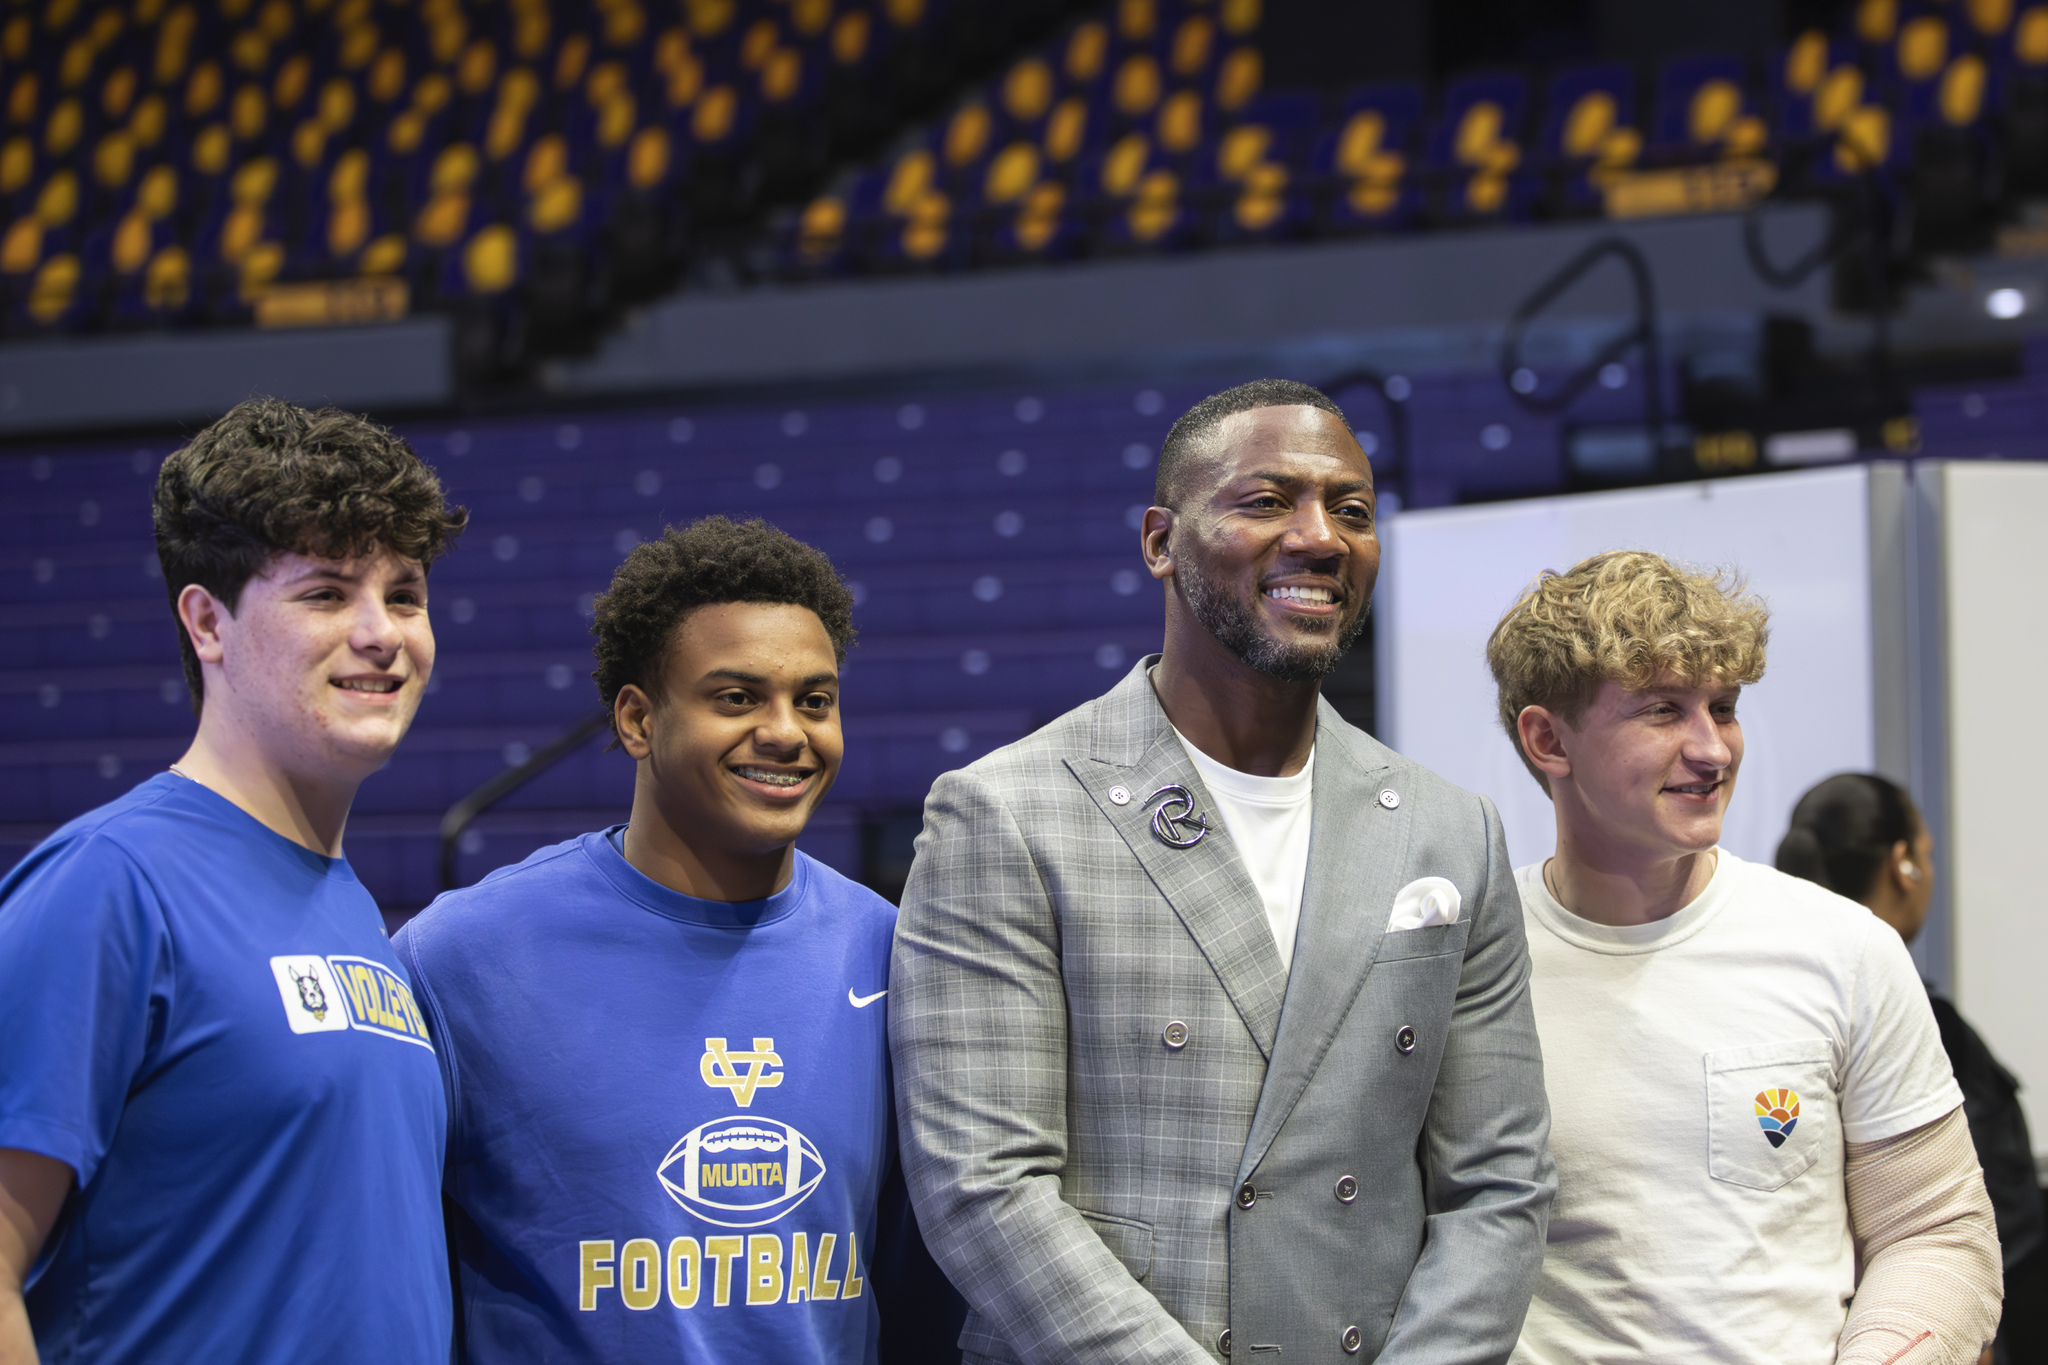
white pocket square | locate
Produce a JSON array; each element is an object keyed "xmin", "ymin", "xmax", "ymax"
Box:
[{"xmin": 1386, "ymin": 877, "xmax": 1462, "ymax": 932}]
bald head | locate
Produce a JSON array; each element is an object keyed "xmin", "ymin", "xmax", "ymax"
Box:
[{"xmin": 1155, "ymin": 378, "xmax": 1351, "ymax": 510}]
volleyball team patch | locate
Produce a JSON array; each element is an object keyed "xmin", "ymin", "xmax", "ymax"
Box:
[{"xmin": 1754, "ymin": 1088, "xmax": 1801, "ymax": 1148}]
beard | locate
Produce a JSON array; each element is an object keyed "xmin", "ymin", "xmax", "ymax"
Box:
[{"xmin": 1176, "ymin": 555, "xmax": 1370, "ymax": 683}]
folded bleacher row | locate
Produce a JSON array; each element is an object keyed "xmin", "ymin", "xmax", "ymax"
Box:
[
  {"xmin": 773, "ymin": 0, "xmax": 2048, "ymax": 275},
  {"xmin": 4, "ymin": 345, "xmax": 2039, "ymax": 909},
  {"xmin": 0, "ymin": 0, "xmax": 1076, "ymax": 355}
]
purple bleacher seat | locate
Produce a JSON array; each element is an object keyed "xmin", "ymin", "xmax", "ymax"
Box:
[
  {"xmin": 1423, "ymin": 73, "xmax": 1531, "ymax": 223},
  {"xmin": 1536, "ymin": 65, "xmax": 1640, "ymax": 216},
  {"xmin": 1651, "ymin": 53, "xmax": 1760, "ymax": 158}
]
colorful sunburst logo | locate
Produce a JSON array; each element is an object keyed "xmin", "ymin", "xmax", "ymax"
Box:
[{"xmin": 1754, "ymin": 1087, "xmax": 1801, "ymax": 1148}]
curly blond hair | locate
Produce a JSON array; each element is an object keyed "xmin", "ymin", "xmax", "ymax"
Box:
[{"xmin": 1485, "ymin": 549, "xmax": 1770, "ymax": 789}]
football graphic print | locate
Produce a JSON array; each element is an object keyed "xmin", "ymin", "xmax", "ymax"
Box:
[
  {"xmin": 1754, "ymin": 1088, "xmax": 1801, "ymax": 1148},
  {"xmin": 657, "ymin": 1116, "xmax": 826, "ymax": 1228}
]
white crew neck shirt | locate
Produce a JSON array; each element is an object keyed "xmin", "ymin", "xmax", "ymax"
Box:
[
  {"xmin": 1172, "ymin": 729, "xmax": 1314, "ymax": 972},
  {"xmin": 1511, "ymin": 849, "xmax": 1962, "ymax": 1365}
]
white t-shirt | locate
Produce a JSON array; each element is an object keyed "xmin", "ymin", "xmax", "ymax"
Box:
[
  {"xmin": 1511, "ymin": 850, "xmax": 1963, "ymax": 1365},
  {"xmin": 1174, "ymin": 730, "xmax": 1314, "ymax": 972}
]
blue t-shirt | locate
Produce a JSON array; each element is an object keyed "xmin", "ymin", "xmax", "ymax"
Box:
[
  {"xmin": 0, "ymin": 773, "xmax": 452, "ymax": 1364},
  {"xmin": 395, "ymin": 832, "xmax": 901, "ymax": 1365}
]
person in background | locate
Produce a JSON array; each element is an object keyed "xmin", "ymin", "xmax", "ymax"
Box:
[
  {"xmin": 395, "ymin": 516, "xmax": 959, "ymax": 1364},
  {"xmin": 1779, "ymin": 772, "xmax": 2043, "ymax": 1363},
  {"xmin": 0, "ymin": 400, "xmax": 466, "ymax": 1364},
  {"xmin": 1488, "ymin": 550, "xmax": 2003, "ymax": 1365}
]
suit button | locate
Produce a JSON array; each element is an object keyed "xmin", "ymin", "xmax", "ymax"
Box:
[
  {"xmin": 1342, "ymin": 1324, "xmax": 1362, "ymax": 1354},
  {"xmin": 1334, "ymin": 1174, "xmax": 1358, "ymax": 1203},
  {"xmin": 1235, "ymin": 1182, "xmax": 1256, "ymax": 1210},
  {"xmin": 1218, "ymin": 1328, "xmax": 1232, "ymax": 1356},
  {"xmin": 1163, "ymin": 1020, "xmax": 1189, "ymax": 1049},
  {"xmin": 1395, "ymin": 1024, "xmax": 1417, "ymax": 1054}
]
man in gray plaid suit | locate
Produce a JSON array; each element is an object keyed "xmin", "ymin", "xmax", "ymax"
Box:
[{"xmin": 890, "ymin": 379, "xmax": 1553, "ymax": 1364}]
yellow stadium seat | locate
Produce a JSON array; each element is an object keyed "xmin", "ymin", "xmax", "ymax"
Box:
[
  {"xmin": 1171, "ymin": 16, "xmax": 1215, "ymax": 78},
  {"xmin": 144, "ymin": 245, "xmax": 190, "ymax": 309},
  {"xmin": 1013, "ymin": 181, "xmax": 1064, "ymax": 252},
  {"xmin": 983, "ymin": 141, "xmax": 1039, "ymax": 203},
  {"xmin": 415, "ymin": 190, "xmax": 472, "ymax": 247},
  {"xmin": 1156, "ymin": 90, "xmax": 1202, "ymax": 154},
  {"xmin": 28, "ymin": 251, "xmax": 79, "ymax": 322},
  {"xmin": 944, "ymin": 103, "xmax": 991, "ymax": 167},
  {"xmin": 898, "ymin": 186, "xmax": 948, "ymax": 259},
  {"xmin": 1101, "ymin": 131, "xmax": 1149, "ymax": 195},
  {"xmin": 1215, "ymin": 46, "xmax": 1259, "ymax": 112},
  {"xmin": 1968, "ymin": 0, "xmax": 2013, "ymax": 35},
  {"xmin": 1125, "ymin": 168, "xmax": 1178, "ymax": 241},
  {"xmin": 1857, "ymin": 0, "xmax": 1898, "ymax": 43},
  {"xmin": 1940, "ymin": 53, "xmax": 1987, "ymax": 126},
  {"xmin": 1043, "ymin": 96, "xmax": 1089, "ymax": 162},
  {"xmin": 831, "ymin": 10, "xmax": 869, "ymax": 64},
  {"xmin": 691, "ymin": 83, "xmax": 736, "ymax": 142},
  {"xmin": 1064, "ymin": 21, "xmax": 1108, "ymax": 84},
  {"xmin": 1114, "ymin": 53, "xmax": 1162, "ymax": 117},
  {"xmin": 628, "ymin": 127, "xmax": 670, "ymax": 189},
  {"xmin": 529, "ymin": 175, "xmax": 582, "ymax": 234},
  {"xmin": 1003, "ymin": 59, "xmax": 1053, "ymax": 123}
]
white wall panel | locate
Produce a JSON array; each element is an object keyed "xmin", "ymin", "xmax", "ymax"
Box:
[{"xmin": 1935, "ymin": 462, "xmax": 2048, "ymax": 1151}]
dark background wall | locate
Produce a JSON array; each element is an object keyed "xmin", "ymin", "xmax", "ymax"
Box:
[{"xmin": 1261, "ymin": 0, "xmax": 1831, "ymax": 87}]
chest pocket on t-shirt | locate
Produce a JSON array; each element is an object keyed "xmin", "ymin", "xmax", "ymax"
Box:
[{"xmin": 1704, "ymin": 1038, "xmax": 1836, "ymax": 1191}]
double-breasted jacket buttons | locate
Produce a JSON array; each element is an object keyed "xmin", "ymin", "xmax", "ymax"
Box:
[
  {"xmin": 1235, "ymin": 1182, "xmax": 1257, "ymax": 1210},
  {"xmin": 1342, "ymin": 1324, "xmax": 1363, "ymax": 1354},
  {"xmin": 1334, "ymin": 1174, "xmax": 1358, "ymax": 1203},
  {"xmin": 1395, "ymin": 1024, "xmax": 1417, "ymax": 1054},
  {"xmin": 1218, "ymin": 1328, "xmax": 1232, "ymax": 1356},
  {"xmin": 1162, "ymin": 1020, "xmax": 1190, "ymax": 1049}
]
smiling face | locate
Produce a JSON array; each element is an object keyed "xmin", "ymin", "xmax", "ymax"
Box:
[
  {"xmin": 1541, "ymin": 676, "xmax": 1745, "ymax": 864},
  {"xmin": 1152, "ymin": 404, "xmax": 1379, "ymax": 681},
  {"xmin": 619, "ymin": 601, "xmax": 843, "ymax": 864},
  {"xmin": 187, "ymin": 547, "xmax": 435, "ymax": 782}
]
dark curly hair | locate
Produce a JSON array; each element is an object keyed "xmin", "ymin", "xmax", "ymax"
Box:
[
  {"xmin": 1156, "ymin": 378, "xmax": 1350, "ymax": 510},
  {"xmin": 591, "ymin": 516, "xmax": 856, "ymax": 745},
  {"xmin": 153, "ymin": 398, "xmax": 468, "ymax": 712}
]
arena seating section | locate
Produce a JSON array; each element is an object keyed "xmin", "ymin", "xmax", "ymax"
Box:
[
  {"xmin": 3, "ymin": 351, "xmax": 2037, "ymax": 914},
  {"xmin": 774, "ymin": 0, "xmax": 2048, "ymax": 274},
  {"xmin": 0, "ymin": 0, "xmax": 1075, "ymax": 360},
  {"xmin": 4, "ymin": 0, "xmax": 2046, "ymax": 354}
]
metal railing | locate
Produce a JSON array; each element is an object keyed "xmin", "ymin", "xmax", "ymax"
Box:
[
  {"xmin": 1500, "ymin": 234, "xmax": 1668, "ymax": 438},
  {"xmin": 437, "ymin": 708, "xmax": 613, "ymax": 893},
  {"xmin": 1320, "ymin": 368, "xmax": 1413, "ymax": 507}
]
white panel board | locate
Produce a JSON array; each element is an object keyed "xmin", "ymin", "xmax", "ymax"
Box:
[
  {"xmin": 1937, "ymin": 462, "xmax": 2048, "ymax": 1152},
  {"xmin": 1380, "ymin": 467, "xmax": 1878, "ymax": 873}
]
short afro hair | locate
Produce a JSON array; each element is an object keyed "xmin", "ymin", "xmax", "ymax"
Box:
[
  {"xmin": 1485, "ymin": 549, "xmax": 1770, "ymax": 792},
  {"xmin": 1155, "ymin": 378, "xmax": 1350, "ymax": 509},
  {"xmin": 591, "ymin": 516, "xmax": 856, "ymax": 742},
  {"xmin": 153, "ymin": 398, "xmax": 468, "ymax": 712}
]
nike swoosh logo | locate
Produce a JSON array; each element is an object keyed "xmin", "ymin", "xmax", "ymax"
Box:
[{"xmin": 848, "ymin": 988, "xmax": 887, "ymax": 1008}]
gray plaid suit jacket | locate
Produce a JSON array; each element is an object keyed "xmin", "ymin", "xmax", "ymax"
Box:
[{"xmin": 890, "ymin": 661, "xmax": 1552, "ymax": 1364}]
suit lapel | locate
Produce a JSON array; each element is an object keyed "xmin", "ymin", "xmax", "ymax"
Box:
[
  {"xmin": 1065, "ymin": 664, "xmax": 1288, "ymax": 1060},
  {"xmin": 1239, "ymin": 699, "xmax": 1409, "ymax": 1178}
]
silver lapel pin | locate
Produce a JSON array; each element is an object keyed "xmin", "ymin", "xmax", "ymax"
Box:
[{"xmin": 1148, "ymin": 784, "xmax": 1208, "ymax": 849}]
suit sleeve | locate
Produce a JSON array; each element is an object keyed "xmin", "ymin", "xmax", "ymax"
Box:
[
  {"xmin": 1379, "ymin": 792, "xmax": 1555, "ymax": 1365},
  {"xmin": 889, "ymin": 767, "xmax": 1213, "ymax": 1365}
]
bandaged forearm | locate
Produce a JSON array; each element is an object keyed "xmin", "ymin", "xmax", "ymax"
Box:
[{"xmin": 1836, "ymin": 1106, "xmax": 2002, "ymax": 1365}]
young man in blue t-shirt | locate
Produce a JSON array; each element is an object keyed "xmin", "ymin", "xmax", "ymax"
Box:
[
  {"xmin": 0, "ymin": 400, "xmax": 468, "ymax": 1364},
  {"xmin": 396, "ymin": 516, "xmax": 960, "ymax": 1365}
]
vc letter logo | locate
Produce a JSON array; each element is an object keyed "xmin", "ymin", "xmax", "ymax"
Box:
[{"xmin": 700, "ymin": 1037, "xmax": 784, "ymax": 1107}]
